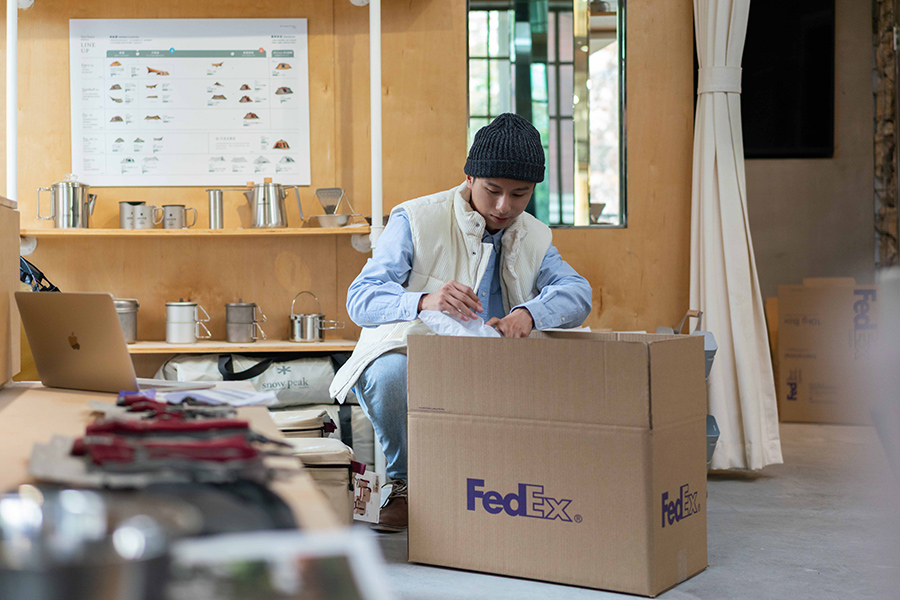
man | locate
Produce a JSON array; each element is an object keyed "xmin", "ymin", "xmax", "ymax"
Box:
[{"xmin": 330, "ymin": 113, "xmax": 592, "ymax": 532}]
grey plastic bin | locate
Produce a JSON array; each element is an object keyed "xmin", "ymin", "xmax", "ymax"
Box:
[{"xmin": 706, "ymin": 414, "xmax": 720, "ymax": 470}]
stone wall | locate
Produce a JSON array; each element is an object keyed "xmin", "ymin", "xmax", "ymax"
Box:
[{"xmin": 875, "ymin": 0, "xmax": 899, "ymax": 267}]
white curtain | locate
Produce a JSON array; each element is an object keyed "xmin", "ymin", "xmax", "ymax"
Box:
[{"xmin": 691, "ymin": 0, "xmax": 783, "ymax": 470}]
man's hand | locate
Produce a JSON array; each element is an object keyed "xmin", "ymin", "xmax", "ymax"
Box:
[
  {"xmin": 418, "ymin": 281, "xmax": 483, "ymax": 321},
  {"xmin": 486, "ymin": 308, "xmax": 534, "ymax": 338}
]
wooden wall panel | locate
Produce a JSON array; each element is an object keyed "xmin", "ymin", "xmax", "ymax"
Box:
[
  {"xmin": 379, "ymin": 0, "xmax": 470, "ymax": 209},
  {"xmin": 28, "ymin": 235, "xmax": 343, "ymax": 343},
  {"xmin": 4, "ymin": 0, "xmax": 693, "ymax": 347},
  {"xmin": 334, "ymin": 0, "xmax": 470, "ymax": 217},
  {"xmin": 15, "ymin": 0, "xmax": 336, "ymax": 230},
  {"xmin": 553, "ymin": 0, "xmax": 695, "ymax": 332},
  {"xmin": 2, "ymin": 0, "xmax": 468, "ymax": 355},
  {"xmin": 0, "ymin": 205, "xmax": 20, "ymax": 384}
]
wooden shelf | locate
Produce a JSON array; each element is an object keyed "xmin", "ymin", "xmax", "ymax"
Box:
[
  {"xmin": 20, "ymin": 226, "xmax": 370, "ymax": 238},
  {"xmin": 127, "ymin": 339, "xmax": 358, "ymax": 354}
]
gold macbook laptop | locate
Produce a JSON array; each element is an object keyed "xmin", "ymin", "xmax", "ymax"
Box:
[{"xmin": 15, "ymin": 291, "xmax": 214, "ymax": 394}]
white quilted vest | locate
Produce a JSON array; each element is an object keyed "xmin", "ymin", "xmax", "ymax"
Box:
[{"xmin": 329, "ymin": 181, "xmax": 552, "ymax": 402}]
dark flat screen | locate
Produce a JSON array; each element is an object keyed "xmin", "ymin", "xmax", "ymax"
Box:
[{"xmin": 741, "ymin": 0, "xmax": 835, "ymax": 159}]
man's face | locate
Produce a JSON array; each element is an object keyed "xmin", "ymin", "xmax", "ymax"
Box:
[{"xmin": 465, "ymin": 176, "xmax": 535, "ymax": 233}]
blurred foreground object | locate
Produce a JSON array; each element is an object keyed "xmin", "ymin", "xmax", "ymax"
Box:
[
  {"xmin": 872, "ymin": 269, "xmax": 900, "ymax": 479},
  {"xmin": 0, "ymin": 486, "xmax": 169, "ymax": 600}
]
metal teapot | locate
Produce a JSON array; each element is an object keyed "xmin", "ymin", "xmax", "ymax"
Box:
[
  {"xmin": 243, "ymin": 177, "xmax": 303, "ymax": 228},
  {"xmin": 36, "ymin": 174, "xmax": 97, "ymax": 229}
]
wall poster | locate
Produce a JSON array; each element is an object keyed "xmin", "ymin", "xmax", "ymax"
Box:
[{"xmin": 69, "ymin": 19, "xmax": 311, "ymax": 187}]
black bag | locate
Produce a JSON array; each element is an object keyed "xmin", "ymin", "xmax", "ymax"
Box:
[{"xmin": 20, "ymin": 257, "xmax": 59, "ymax": 292}]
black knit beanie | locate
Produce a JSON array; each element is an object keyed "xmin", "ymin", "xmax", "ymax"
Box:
[{"xmin": 464, "ymin": 113, "xmax": 545, "ymax": 183}]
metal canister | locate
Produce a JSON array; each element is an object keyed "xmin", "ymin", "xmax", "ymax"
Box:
[
  {"xmin": 113, "ymin": 298, "xmax": 139, "ymax": 344},
  {"xmin": 207, "ymin": 189, "xmax": 224, "ymax": 229},
  {"xmin": 165, "ymin": 301, "xmax": 211, "ymax": 344},
  {"xmin": 225, "ymin": 301, "xmax": 266, "ymax": 343}
]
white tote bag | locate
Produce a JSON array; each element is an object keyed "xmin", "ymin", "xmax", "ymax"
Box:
[{"xmin": 157, "ymin": 354, "xmax": 339, "ymax": 408}]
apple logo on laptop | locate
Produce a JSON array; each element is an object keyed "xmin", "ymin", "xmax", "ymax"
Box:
[{"xmin": 68, "ymin": 332, "xmax": 81, "ymax": 351}]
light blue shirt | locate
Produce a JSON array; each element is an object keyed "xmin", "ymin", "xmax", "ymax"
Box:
[{"xmin": 347, "ymin": 209, "xmax": 592, "ymax": 330}]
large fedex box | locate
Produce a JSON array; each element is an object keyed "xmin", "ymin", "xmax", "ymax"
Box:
[{"xmin": 407, "ymin": 331, "xmax": 708, "ymax": 597}]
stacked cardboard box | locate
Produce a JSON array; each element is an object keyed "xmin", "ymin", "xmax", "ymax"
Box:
[
  {"xmin": 407, "ymin": 331, "xmax": 708, "ymax": 597},
  {"xmin": 776, "ymin": 278, "xmax": 878, "ymax": 425}
]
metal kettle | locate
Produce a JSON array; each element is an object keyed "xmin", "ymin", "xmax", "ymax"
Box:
[
  {"xmin": 36, "ymin": 174, "xmax": 97, "ymax": 229},
  {"xmin": 243, "ymin": 177, "xmax": 302, "ymax": 228}
]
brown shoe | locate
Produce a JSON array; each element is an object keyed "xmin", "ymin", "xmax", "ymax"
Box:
[{"xmin": 371, "ymin": 480, "xmax": 407, "ymax": 533}]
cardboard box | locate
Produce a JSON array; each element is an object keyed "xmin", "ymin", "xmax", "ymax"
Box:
[
  {"xmin": 407, "ymin": 332, "xmax": 708, "ymax": 597},
  {"xmin": 764, "ymin": 297, "xmax": 779, "ymax": 399},
  {"xmin": 776, "ymin": 278, "xmax": 878, "ymax": 425}
]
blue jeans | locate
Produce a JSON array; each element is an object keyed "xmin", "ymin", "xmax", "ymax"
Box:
[{"xmin": 352, "ymin": 352, "xmax": 408, "ymax": 481}]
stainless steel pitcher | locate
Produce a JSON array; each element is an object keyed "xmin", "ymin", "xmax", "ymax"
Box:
[
  {"xmin": 36, "ymin": 174, "xmax": 97, "ymax": 229},
  {"xmin": 243, "ymin": 177, "xmax": 302, "ymax": 228}
]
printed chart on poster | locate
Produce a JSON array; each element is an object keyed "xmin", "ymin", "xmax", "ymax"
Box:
[{"xmin": 70, "ymin": 19, "xmax": 311, "ymax": 187}]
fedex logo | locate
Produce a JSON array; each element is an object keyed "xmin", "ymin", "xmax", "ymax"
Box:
[
  {"xmin": 852, "ymin": 289, "xmax": 878, "ymax": 360},
  {"xmin": 853, "ymin": 289, "xmax": 877, "ymax": 331},
  {"xmin": 661, "ymin": 484, "xmax": 701, "ymax": 528},
  {"xmin": 786, "ymin": 381, "xmax": 798, "ymax": 401},
  {"xmin": 466, "ymin": 478, "xmax": 580, "ymax": 523},
  {"xmin": 786, "ymin": 369, "xmax": 800, "ymax": 402}
]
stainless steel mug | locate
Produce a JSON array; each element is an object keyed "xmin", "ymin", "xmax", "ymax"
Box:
[
  {"xmin": 133, "ymin": 205, "xmax": 163, "ymax": 229},
  {"xmin": 119, "ymin": 201, "xmax": 145, "ymax": 230},
  {"xmin": 36, "ymin": 174, "xmax": 97, "ymax": 229},
  {"xmin": 225, "ymin": 301, "xmax": 267, "ymax": 343},
  {"xmin": 114, "ymin": 298, "xmax": 139, "ymax": 344},
  {"xmin": 161, "ymin": 205, "xmax": 198, "ymax": 230},
  {"xmin": 207, "ymin": 189, "xmax": 224, "ymax": 229},
  {"xmin": 165, "ymin": 301, "xmax": 211, "ymax": 344}
]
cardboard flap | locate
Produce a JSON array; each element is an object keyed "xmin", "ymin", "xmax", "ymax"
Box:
[
  {"xmin": 407, "ymin": 335, "xmax": 652, "ymax": 428},
  {"xmin": 802, "ymin": 277, "xmax": 857, "ymax": 287},
  {"xmin": 648, "ymin": 337, "xmax": 707, "ymax": 428},
  {"xmin": 531, "ymin": 330, "xmax": 619, "ymax": 342}
]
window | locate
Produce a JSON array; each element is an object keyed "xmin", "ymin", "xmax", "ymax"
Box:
[
  {"xmin": 468, "ymin": 1, "xmax": 625, "ymax": 228},
  {"xmin": 468, "ymin": 10, "xmax": 514, "ymax": 147}
]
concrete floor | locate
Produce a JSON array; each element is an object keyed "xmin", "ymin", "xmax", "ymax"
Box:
[{"xmin": 366, "ymin": 423, "xmax": 900, "ymax": 599}]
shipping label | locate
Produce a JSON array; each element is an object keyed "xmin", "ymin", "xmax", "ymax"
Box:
[{"xmin": 353, "ymin": 471, "xmax": 382, "ymax": 524}]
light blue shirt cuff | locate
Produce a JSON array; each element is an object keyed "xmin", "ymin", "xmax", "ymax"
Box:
[
  {"xmin": 512, "ymin": 299, "xmax": 564, "ymax": 330},
  {"xmin": 402, "ymin": 291, "xmax": 427, "ymax": 321}
]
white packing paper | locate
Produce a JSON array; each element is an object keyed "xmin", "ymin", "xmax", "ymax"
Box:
[
  {"xmin": 419, "ymin": 310, "xmax": 501, "ymax": 338},
  {"xmin": 159, "ymin": 388, "xmax": 278, "ymax": 407}
]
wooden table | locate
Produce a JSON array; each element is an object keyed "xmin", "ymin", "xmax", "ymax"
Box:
[{"xmin": 0, "ymin": 382, "xmax": 340, "ymax": 530}]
